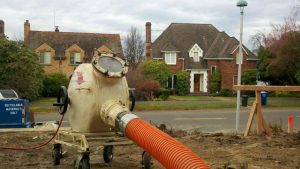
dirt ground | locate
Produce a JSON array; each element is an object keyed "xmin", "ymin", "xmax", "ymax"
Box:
[{"xmin": 0, "ymin": 130, "xmax": 300, "ymax": 169}]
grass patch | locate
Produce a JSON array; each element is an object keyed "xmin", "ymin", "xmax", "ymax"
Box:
[
  {"xmin": 169, "ymin": 95, "xmax": 218, "ymax": 101},
  {"xmin": 29, "ymin": 96, "xmax": 300, "ymax": 113},
  {"xmin": 135, "ymin": 102, "xmax": 236, "ymax": 111}
]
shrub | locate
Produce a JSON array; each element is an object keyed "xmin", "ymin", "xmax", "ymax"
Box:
[
  {"xmin": 41, "ymin": 72, "xmax": 69, "ymax": 97},
  {"xmin": 159, "ymin": 88, "xmax": 170, "ymax": 100},
  {"xmin": 137, "ymin": 79, "xmax": 160, "ymax": 101},
  {"xmin": 219, "ymin": 87, "xmax": 233, "ymax": 97},
  {"xmin": 175, "ymin": 70, "xmax": 190, "ymax": 95},
  {"xmin": 242, "ymin": 69, "xmax": 257, "ymax": 85},
  {"xmin": 269, "ymin": 91, "xmax": 293, "ymax": 97},
  {"xmin": 0, "ymin": 39, "xmax": 43, "ymax": 99},
  {"xmin": 141, "ymin": 60, "xmax": 171, "ymax": 88},
  {"xmin": 210, "ymin": 70, "xmax": 221, "ymax": 94}
]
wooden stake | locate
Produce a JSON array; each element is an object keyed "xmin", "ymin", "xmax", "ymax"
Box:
[{"xmin": 244, "ymin": 101, "xmax": 257, "ymax": 137}]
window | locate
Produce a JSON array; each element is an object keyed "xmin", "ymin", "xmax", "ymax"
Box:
[
  {"xmin": 70, "ymin": 52, "xmax": 81, "ymax": 65},
  {"xmin": 189, "ymin": 43, "xmax": 203, "ymax": 62},
  {"xmin": 40, "ymin": 52, "xmax": 51, "ymax": 64},
  {"xmin": 164, "ymin": 52, "xmax": 176, "ymax": 65},
  {"xmin": 211, "ymin": 65, "xmax": 217, "ymax": 74},
  {"xmin": 166, "ymin": 75, "xmax": 177, "ymax": 89},
  {"xmin": 194, "ymin": 52, "xmax": 199, "ymax": 62}
]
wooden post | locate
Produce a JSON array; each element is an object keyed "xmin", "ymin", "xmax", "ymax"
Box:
[
  {"xmin": 255, "ymin": 91, "xmax": 263, "ymax": 134},
  {"xmin": 232, "ymin": 85, "xmax": 300, "ymax": 137},
  {"xmin": 244, "ymin": 101, "xmax": 257, "ymax": 136}
]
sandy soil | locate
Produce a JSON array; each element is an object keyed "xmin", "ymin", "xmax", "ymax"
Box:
[{"xmin": 0, "ymin": 130, "xmax": 300, "ymax": 169}]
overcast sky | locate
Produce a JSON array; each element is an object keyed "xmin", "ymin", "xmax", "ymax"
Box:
[{"xmin": 0, "ymin": 0, "xmax": 299, "ymax": 49}]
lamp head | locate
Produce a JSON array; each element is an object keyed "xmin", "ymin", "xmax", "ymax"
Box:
[{"xmin": 237, "ymin": 0, "xmax": 247, "ymax": 7}]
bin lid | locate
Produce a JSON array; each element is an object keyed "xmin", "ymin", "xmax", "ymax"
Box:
[
  {"xmin": 0, "ymin": 89, "xmax": 19, "ymax": 100},
  {"xmin": 92, "ymin": 53, "xmax": 128, "ymax": 78}
]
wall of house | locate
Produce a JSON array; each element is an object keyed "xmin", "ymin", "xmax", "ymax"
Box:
[
  {"xmin": 35, "ymin": 43, "xmax": 85, "ymax": 77},
  {"xmin": 164, "ymin": 53, "xmax": 185, "ymax": 74},
  {"xmin": 206, "ymin": 55, "xmax": 257, "ymax": 92}
]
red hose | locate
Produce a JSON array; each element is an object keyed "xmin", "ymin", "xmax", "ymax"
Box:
[
  {"xmin": 125, "ymin": 118, "xmax": 210, "ymax": 169},
  {"xmin": 0, "ymin": 115, "xmax": 64, "ymax": 150}
]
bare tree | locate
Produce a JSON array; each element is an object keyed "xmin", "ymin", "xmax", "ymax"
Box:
[{"xmin": 123, "ymin": 27, "xmax": 144, "ymax": 69}]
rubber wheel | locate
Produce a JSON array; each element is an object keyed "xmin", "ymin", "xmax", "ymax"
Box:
[
  {"xmin": 52, "ymin": 144, "xmax": 62, "ymax": 165},
  {"xmin": 103, "ymin": 146, "xmax": 113, "ymax": 163},
  {"xmin": 142, "ymin": 151, "xmax": 152, "ymax": 169},
  {"xmin": 74, "ymin": 154, "xmax": 90, "ymax": 169},
  {"xmin": 80, "ymin": 156, "xmax": 90, "ymax": 169}
]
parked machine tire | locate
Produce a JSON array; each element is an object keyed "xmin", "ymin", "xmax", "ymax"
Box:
[
  {"xmin": 103, "ymin": 145, "xmax": 114, "ymax": 163},
  {"xmin": 53, "ymin": 86, "xmax": 69, "ymax": 115},
  {"xmin": 142, "ymin": 151, "xmax": 152, "ymax": 169},
  {"xmin": 74, "ymin": 153, "xmax": 90, "ymax": 169},
  {"xmin": 52, "ymin": 144, "xmax": 62, "ymax": 165}
]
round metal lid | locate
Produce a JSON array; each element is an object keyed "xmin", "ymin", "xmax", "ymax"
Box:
[{"xmin": 92, "ymin": 54, "xmax": 128, "ymax": 78}]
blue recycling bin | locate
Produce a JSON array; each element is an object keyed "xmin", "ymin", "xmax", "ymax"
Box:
[
  {"xmin": 0, "ymin": 99, "xmax": 31, "ymax": 128},
  {"xmin": 261, "ymin": 91, "xmax": 268, "ymax": 106}
]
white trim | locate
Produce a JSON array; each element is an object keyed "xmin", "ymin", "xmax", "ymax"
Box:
[
  {"xmin": 211, "ymin": 65, "xmax": 217, "ymax": 74},
  {"xmin": 246, "ymin": 58, "xmax": 259, "ymax": 61},
  {"xmin": 161, "ymin": 51, "xmax": 180, "ymax": 53},
  {"xmin": 189, "ymin": 43, "xmax": 203, "ymax": 62},
  {"xmin": 204, "ymin": 58, "xmax": 233, "ymax": 60},
  {"xmin": 231, "ymin": 45, "xmax": 249, "ymax": 55},
  {"xmin": 164, "ymin": 52, "xmax": 177, "ymax": 65},
  {"xmin": 189, "ymin": 70, "xmax": 208, "ymax": 93},
  {"xmin": 186, "ymin": 69, "xmax": 209, "ymax": 71}
]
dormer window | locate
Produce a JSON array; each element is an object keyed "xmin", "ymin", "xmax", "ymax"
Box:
[
  {"xmin": 164, "ymin": 52, "xmax": 176, "ymax": 65},
  {"xmin": 70, "ymin": 52, "xmax": 81, "ymax": 65},
  {"xmin": 189, "ymin": 43, "xmax": 203, "ymax": 62},
  {"xmin": 40, "ymin": 52, "xmax": 51, "ymax": 64},
  {"xmin": 194, "ymin": 52, "xmax": 199, "ymax": 62}
]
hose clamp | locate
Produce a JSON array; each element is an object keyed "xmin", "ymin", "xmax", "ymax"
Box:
[{"xmin": 116, "ymin": 113, "xmax": 139, "ymax": 135}]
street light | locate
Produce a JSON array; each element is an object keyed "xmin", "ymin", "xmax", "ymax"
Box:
[{"xmin": 236, "ymin": 0, "xmax": 247, "ymax": 132}]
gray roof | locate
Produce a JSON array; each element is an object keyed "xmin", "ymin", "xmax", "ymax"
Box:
[{"xmin": 151, "ymin": 23, "xmax": 257, "ymax": 69}]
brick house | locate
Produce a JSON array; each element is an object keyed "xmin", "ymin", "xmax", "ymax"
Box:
[
  {"xmin": 146, "ymin": 22, "xmax": 258, "ymax": 94},
  {"xmin": 23, "ymin": 20, "xmax": 123, "ymax": 76}
]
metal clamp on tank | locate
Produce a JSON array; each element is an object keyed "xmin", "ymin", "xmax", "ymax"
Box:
[{"xmin": 92, "ymin": 51, "xmax": 128, "ymax": 78}]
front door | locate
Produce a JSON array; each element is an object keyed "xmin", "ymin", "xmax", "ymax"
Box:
[{"xmin": 194, "ymin": 74, "xmax": 200, "ymax": 92}]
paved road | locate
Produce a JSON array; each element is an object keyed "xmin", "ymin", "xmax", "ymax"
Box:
[{"xmin": 35, "ymin": 107, "xmax": 300, "ymax": 133}]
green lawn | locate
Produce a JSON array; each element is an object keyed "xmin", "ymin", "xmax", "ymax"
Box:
[{"xmin": 30, "ymin": 96, "xmax": 300, "ymax": 113}]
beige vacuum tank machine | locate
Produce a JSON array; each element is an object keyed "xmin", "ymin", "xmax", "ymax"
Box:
[
  {"xmin": 52, "ymin": 52, "xmax": 210, "ymax": 169},
  {"xmin": 67, "ymin": 52, "xmax": 129, "ymax": 133}
]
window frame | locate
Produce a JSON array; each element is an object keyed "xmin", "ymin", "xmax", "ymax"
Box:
[
  {"xmin": 211, "ymin": 65, "xmax": 217, "ymax": 74},
  {"xmin": 70, "ymin": 52, "xmax": 81, "ymax": 65},
  {"xmin": 164, "ymin": 52, "xmax": 177, "ymax": 65},
  {"xmin": 40, "ymin": 51, "xmax": 51, "ymax": 65},
  {"xmin": 194, "ymin": 52, "xmax": 199, "ymax": 62}
]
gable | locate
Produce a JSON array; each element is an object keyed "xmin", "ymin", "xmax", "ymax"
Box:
[
  {"xmin": 35, "ymin": 43, "xmax": 55, "ymax": 53},
  {"xmin": 189, "ymin": 43, "xmax": 203, "ymax": 58},
  {"xmin": 98, "ymin": 45, "xmax": 113, "ymax": 54}
]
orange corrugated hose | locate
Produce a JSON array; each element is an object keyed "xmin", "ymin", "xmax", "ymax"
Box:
[{"xmin": 125, "ymin": 118, "xmax": 211, "ymax": 169}]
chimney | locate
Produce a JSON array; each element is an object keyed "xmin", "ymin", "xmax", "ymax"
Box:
[
  {"xmin": 55, "ymin": 26, "xmax": 59, "ymax": 32},
  {"xmin": 0, "ymin": 20, "xmax": 4, "ymax": 38},
  {"xmin": 145, "ymin": 22, "xmax": 152, "ymax": 60},
  {"xmin": 24, "ymin": 20, "xmax": 30, "ymax": 44}
]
